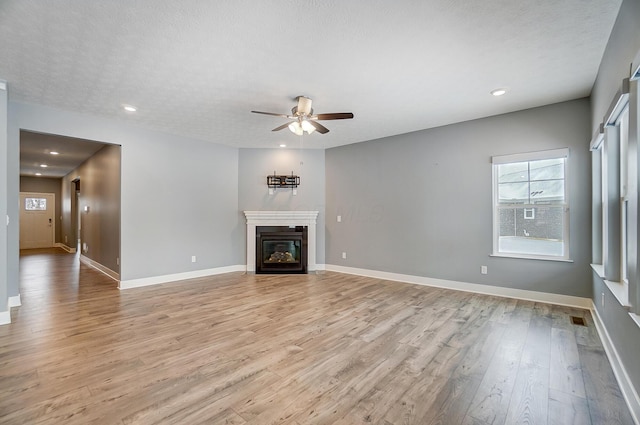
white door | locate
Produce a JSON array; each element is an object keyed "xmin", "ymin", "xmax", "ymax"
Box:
[{"xmin": 20, "ymin": 192, "xmax": 55, "ymax": 249}]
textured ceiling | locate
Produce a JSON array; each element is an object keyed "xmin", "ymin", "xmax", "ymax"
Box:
[
  {"xmin": 20, "ymin": 131, "xmax": 107, "ymax": 178},
  {"xmin": 0, "ymin": 0, "xmax": 622, "ymax": 151}
]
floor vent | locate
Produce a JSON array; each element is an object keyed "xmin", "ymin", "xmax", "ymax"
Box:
[{"xmin": 571, "ymin": 316, "xmax": 586, "ymax": 326}]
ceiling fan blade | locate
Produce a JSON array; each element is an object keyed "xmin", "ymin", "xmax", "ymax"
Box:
[
  {"xmin": 314, "ymin": 112, "xmax": 354, "ymax": 120},
  {"xmin": 272, "ymin": 122, "xmax": 292, "ymax": 132},
  {"xmin": 308, "ymin": 120, "xmax": 330, "ymax": 134},
  {"xmin": 251, "ymin": 110, "xmax": 290, "ymax": 118}
]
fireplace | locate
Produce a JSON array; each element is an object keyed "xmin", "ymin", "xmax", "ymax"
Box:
[
  {"xmin": 256, "ymin": 226, "xmax": 307, "ymax": 274},
  {"xmin": 244, "ymin": 211, "xmax": 319, "ymax": 273}
]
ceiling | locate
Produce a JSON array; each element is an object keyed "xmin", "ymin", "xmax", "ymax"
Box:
[
  {"xmin": 1, "ymin": 1, "xmax": 623, "ymax": 159},
  {"xmin": 20, "ymin": 131, "xmax": 107, "ymax": 178}
]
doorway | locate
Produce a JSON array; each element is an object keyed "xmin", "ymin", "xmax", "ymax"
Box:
[
  {"xmin": 71, "ymin": 178, "xmax": 81, "ymax": 252},
  {"xmin": 18, "ymin": 130, "xmax": 122, "ymax": 289},
  {"xmin": 19, "ymin": 192, "xmax": 55, "ymax": 249}
]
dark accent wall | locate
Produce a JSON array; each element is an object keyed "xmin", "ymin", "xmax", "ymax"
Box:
[
  {"xmin": 20, "ymin": 176, "xmax": 63, "ymax": 244},
  {"xmin": 61, "ymin": 144, "xmax": 121, "ymax": 274}
]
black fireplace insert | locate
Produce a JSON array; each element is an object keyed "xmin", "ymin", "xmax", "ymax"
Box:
[{"xmin": 256, "ymin": 226, "xmax": 308, "ymax": 274}]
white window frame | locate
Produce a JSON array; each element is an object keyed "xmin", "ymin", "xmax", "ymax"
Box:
[
  {"xmin": 492, "ymin": 148, "xmax": 570, "ymax": 261},
  {"xmin": 618, "ymin": 106, "xmax": 630, "ymax": 284},
  {"xmin": 523, "ymin": 208, "xmax": 535, "ymax": 220},
  {"xmin": 591, "ymin": 77, "xmax": 633, "ymax": 310}
]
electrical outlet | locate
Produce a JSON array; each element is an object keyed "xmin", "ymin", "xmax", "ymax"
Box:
[
  {"xmin": 342, "ymin": 252, "xmax": 347, "ymax": 259},
  {"xmin": 116, "ymin": 257, "xmax": 120, "ymax": 266},
  {"xmin": 601, "ymin": 292, "xmax": 605, "ymax": 308},
  {"xmin": 337, "ymin": 215, "xmax": 342, "ymax": 223},
  {"xmin": 191, "ymin": 256, "xmax": 197, "ymax": 263},
  {"xmin": 481, "ymin": 265, "xmax": 488, "ymax": 275}
]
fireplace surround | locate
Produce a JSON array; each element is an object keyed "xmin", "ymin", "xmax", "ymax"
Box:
[{"xmin": 244, "ymin": 211, "xmax": 319, "ymax": 273}]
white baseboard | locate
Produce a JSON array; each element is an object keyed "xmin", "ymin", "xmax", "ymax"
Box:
[
  {"xmin": 591, "ymin": 304, "xmax": 640, "ymax": 425},
  {"xmin": 325, "ymin": 264, "xmax": 592, "ymax": 309},
  {"xmin": 56, "ymin": 243, "xmax": 76, "ymax": 253},
  {"xmin": 8, "ymin": 295, "xmax": 21, "ymax": 308},
  {"xmin": 119, "ymin": 265, "xmax": 246, "ymax": 290},
  {"xmin": 80, "ymin": 255, "xmax": 120, "ymax": 282},
  {"xmin": 0, "ymin": 310, "xmax": 10, "ymax": 325}
]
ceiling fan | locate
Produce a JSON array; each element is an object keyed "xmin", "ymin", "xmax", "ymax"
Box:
[{"xmin": 251, "ymin": 96, "xmax": 354, "ymax": 135}]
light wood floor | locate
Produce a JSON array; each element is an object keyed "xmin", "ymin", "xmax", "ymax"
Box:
[{"xmin": 0, "ymin": 248, "xmax": 634, "ymax": 424}]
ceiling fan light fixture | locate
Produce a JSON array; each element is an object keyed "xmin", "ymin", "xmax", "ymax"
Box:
[
  {"xmin": 296, "ymin": 96, "xmax": 313, "ymax": 115},
  {"xmin": 252, "ymin": 96, "xmax": 353, "ymax": 135},
  {"xmin": 288, "ymin": 122, "xmax": 303, "ymax": 136},
  {"xmin": 301, "ymin": 120, "xmax": 316, "ymax": 134}
]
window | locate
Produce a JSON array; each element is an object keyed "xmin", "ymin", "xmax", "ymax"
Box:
[
  {"xmin": 618, "ymin": 106, "xmax": 630, "ymax": 283},
  {"xmin": 25, "ymin": 197, "xmax": 47, "ymax": 211},
  {"xmin": 524, "ymin": 208, "xmax": 535, "ymax": 220},
  {"xmin": 492, "ymin": 148, "xmax": 569, "ymax": 260},
  {"xmin": 590, "ymin": 76, "xmax": 635, "ymax": 310}
]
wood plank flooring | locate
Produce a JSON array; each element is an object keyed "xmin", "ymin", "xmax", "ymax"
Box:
[{"xmin": 0, "ymin": 248, "xmax": 634, "ymax": 424}]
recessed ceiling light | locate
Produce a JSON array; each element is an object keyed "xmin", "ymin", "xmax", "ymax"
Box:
[
  {"xmin": 279, "ymin": 144, "xmax": 287, "ymax": 148},
  {"xmin": 35, "ymin": 172, "xmax": 42, "ymax": 176},
  {"xmin": 49, "ymin": 151, "xmax": 59, "ymax": 155},
  {"xmin": 40, "ymin": 164, "xmax": 48, "ymax": 168},
  {"xmin": 122, "ymin": 104, "xmax": 137, "ymax": 112},
  {"xmin": 491, "ymin": 88, "xmax": 507, "ymax": 97}
]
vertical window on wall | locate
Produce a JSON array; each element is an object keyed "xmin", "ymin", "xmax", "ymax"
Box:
[
  {"xmin": 492, "ymin": 148, "xmax": 570, "ymax": 260},
  {"xmin": 619, "ymin": 106, "xmax": 630, "ymax": 283},
  {"xmin": 592, "ymin": 145, "xmax": 604, "ymax": 265},
  {"xmin": 595, "ymin": 77, "xmax": 632, "ymax": 288},
  {"xmin": 594, "ymin": 145, "xmax": 607, "ymax": 264}
]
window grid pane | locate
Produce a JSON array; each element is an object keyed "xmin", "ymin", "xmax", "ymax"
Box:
[{"xmin": 494, "ymin": 153, "xmax": 568, "ymax": 259}]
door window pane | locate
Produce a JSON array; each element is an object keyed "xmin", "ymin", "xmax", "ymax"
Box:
[{"xmin": 25, "ymin": 198, "xmax": 46, "ymax": 211}]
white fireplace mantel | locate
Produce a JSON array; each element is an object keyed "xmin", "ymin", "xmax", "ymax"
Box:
[{"xmin": 244, "ymin": 211, "xmax": 319, "ymax": 273}]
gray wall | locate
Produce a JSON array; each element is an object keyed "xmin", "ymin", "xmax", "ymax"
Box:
[
  {"xmin": 61, "ymin": 145, "xmax": 121, "ymax": 273},
  {"xmin": 7, "ymin": 101, "xmax": 242, "ymax": 291},
  {"xmin": 591, "ymin": 0, "xmax": 640, "ymax": 133},
  {"xmin": 120, "ymin": 133, "xmax": 241, "ymax": 280},
  {"xmin": 20, "ymin": 176, "xmax": 63, "ymax": 244},
  {"xmin": 0, "ymin": 84, "xmax": 7, "ymax": 313},
  {"xmin": 326, "ymin": 98, "xmax": 592, "ymax": 297},
  {"xmin": 590, "ymin": 0, "xmax": 640, "ymax": 408},
  {"xmin": 238, "ymin": 148, "xmax": 326, "ymax": 264}
]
